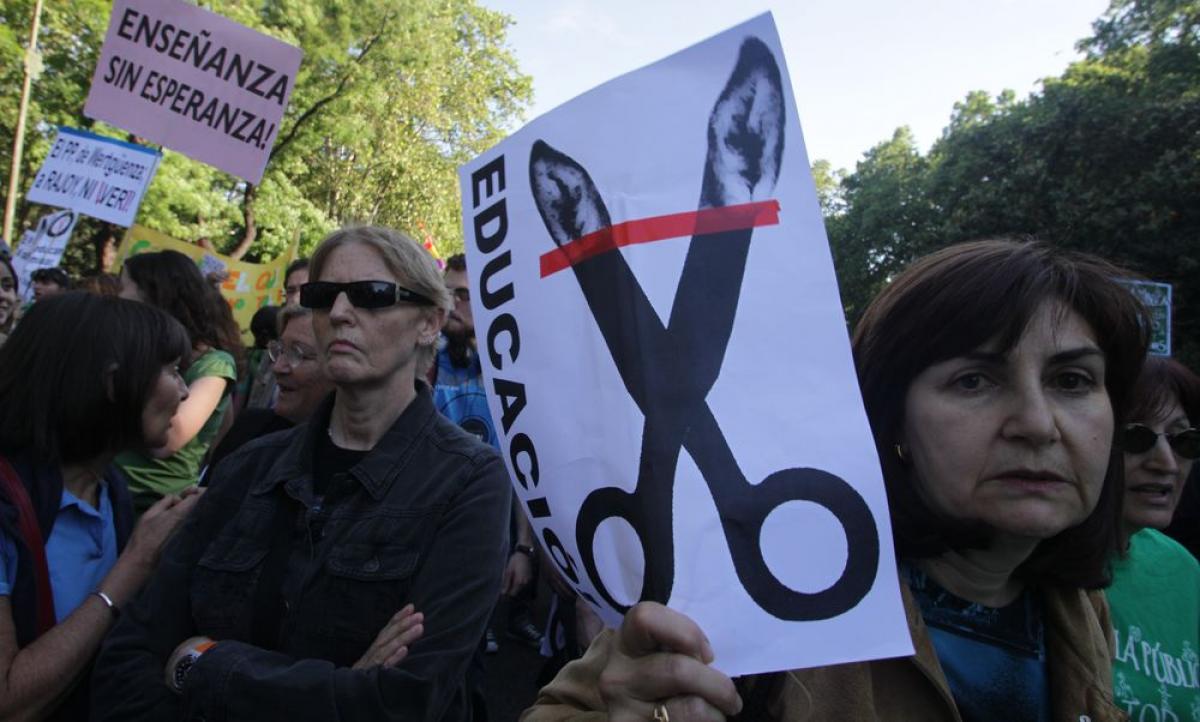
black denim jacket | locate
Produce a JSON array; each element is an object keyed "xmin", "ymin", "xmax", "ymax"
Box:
[{"xmin": 91, "ymin": 384, "xmax": 511, "ymax": 721}]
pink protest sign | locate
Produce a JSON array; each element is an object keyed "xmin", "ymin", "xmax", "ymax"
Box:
[{"xmin": 83, "ymin": 0, "xmax": 303, "ymax": 184}]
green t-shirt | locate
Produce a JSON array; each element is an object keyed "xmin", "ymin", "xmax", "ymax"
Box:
[
  {"xmin": 1106, "ymin": 528, "xmax": 1200, "ymax": 722},
  {"xmin": 118, "ymin": 349, "xmax": 237, "ymax": 506}
]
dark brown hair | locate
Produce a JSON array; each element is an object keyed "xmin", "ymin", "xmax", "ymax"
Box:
[
  {"xmin": 444, "ymin": 253, "xmax": 467, "ymax": 273},
  {"xmin": 0, "ymin": 293, "xmax": 191, "ymax": 464},
  {"xmin": 852, "ymin": 239, "xmax": 1150, "ymax": 588},
  {"xmin": 1126, "ymin": 356, "xmax": 1200, "ymax": 427},
  {"xmin": 78, "ymin": 273, "xmax": 122, "ymax": 297},
  {"xmin": 285, "ymin": 257, "xmax": 310, "ymax": 283},
  {"xmin": 124, "ymin": 250, "xmax": 244, "ymax": 374}
]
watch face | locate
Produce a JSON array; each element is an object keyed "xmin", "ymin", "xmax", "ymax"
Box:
[{"xmin": 173, "ymin": 655, "xmax": 197, "ymax": 691}]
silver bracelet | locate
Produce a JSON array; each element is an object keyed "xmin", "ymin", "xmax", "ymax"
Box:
[{"xmin": 92, "ymin": 590, "xmax": 120, "ymax": 619}]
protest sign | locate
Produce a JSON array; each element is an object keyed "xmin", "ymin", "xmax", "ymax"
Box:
[
  {"xmin": 458, "ymin": 13, "xmax": 910, "ymax": 676},
  {"xmin": 114, "ymin": 225, "xmax": 296, "ymax": 339},
  {"xmin": 1123, "ymin": 279, "xmax": 1172, "ymax": 356},
  {"xmin": 11, "ymin": 209, "xmax": 79, "ymax": 303},
  {"xmin": 26, "ymin": 127, "xmax": 160, "ymax": 227},
  {"xmin": 83, "ymin": 0, "xmax": 303, "ymax": 184}
]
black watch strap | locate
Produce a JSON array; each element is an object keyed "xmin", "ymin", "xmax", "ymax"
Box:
[{"xmin": 514, "ymin": 544, "xmax": 536, "ymax": 558}]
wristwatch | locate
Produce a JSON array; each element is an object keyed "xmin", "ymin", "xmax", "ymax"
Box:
[
  {"xmin": 514, "ymin": 544, "xmax": 536, "ymax": 558},
  {"xmin": 166, "ymin": 637, "xmax": 218, "ymax": 694}
]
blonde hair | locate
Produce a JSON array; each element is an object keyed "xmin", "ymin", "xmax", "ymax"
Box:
[{"xmin": 309, "ymin": 226, "xmax": 450, "ymax": 373}]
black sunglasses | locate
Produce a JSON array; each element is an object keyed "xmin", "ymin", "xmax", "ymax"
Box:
[
  {"xmin": 299, "ymin": 281, "xmax": 434, "ymax": 310},
  {"xmin": 1119, "ymin": 423, "xmax": 1200, "ymax": 459}
]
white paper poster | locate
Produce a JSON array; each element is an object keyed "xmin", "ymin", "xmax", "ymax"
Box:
[
  {"xmin": 26, "ymin": 127, "xmax": 160, "ymax": 227},
  {"xmin": 458, "ymin": 13, "xmax": 911, "ymax": 676},
  {"xmin": 11, "ymin": 209, "xmax": 79, "ymax": 303}
]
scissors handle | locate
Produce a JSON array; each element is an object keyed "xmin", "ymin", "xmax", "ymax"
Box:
[
  {"xmin": 719, "ymin": 467, "xmax": 879, "ymax": 621},
  {"xmin": 575, "ymin": 460, "xmax": 677, "ymax": 613}
]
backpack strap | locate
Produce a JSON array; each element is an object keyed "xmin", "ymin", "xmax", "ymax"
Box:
[{"xmin": 0, "ymin": 455, "xmax": 55, "ymax": 635}]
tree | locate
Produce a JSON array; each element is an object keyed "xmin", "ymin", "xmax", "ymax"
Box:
[
  {"xmin": 0, "ymin": 0, "xmax": 531, "ymax": 272},
  {"xmin": 826, "ymin": 127, "xmax": 937, "ymax": 323},
  {"xmin": 1081, "ymin": 0, "xmax": 1200, "ymax": 55},
  {"xmin": 819, "ymin": 0, "xmax": 1200, "ymax": 364}
]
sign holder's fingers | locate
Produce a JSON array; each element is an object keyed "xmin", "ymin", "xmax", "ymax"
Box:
[
  {"xmin": 616, "ymin": 603, "xmax": 712, "ymax": 662},
  {"xmin": 604, "ymin": 652, "xmax": 741, "ymax": 717}
]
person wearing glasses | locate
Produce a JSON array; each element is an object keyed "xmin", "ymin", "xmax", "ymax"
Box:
[
  {"xmin": 92, "ymin": 226, "xmax": 511, "ymax": 722},
  {"xmin": 1105, "ymin": 356, "xmax": 1200, "ymax": 720},
  {"xmin": 202, "ymin": 305, "xmax": 335, "ymax": 480},
  {"xmin": 524, "ymin": 240, "xmax": 1143, "ymax": 722}
]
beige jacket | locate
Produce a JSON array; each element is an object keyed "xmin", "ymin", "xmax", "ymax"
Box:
[{"xmin": 522, "ymin": 581, "xmax": 1127, "ymax": 721}]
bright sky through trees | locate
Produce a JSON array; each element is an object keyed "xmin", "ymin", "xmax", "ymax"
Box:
[{"xmin": 480, "ymin": 0, "xmax": 1110, "ymax": 171}]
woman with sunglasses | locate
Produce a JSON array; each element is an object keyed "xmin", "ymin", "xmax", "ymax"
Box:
[
  {"xmin": 92, "ymin": 226, "xmax": 511, "ymax": 722},
  {"xmin": 1105, "ymin": 357, "xmax": 1200, "ymax": 720},
  {"xmin": 523, "ymin": 239, "xmax": 1145, "ymax": 721}
]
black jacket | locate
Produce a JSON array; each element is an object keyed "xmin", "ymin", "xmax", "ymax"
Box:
[{"xmin": 91, "ymin": 384, "xmax": 511, "ymax": 721}]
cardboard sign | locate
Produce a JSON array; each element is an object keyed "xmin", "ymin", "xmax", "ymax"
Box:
[
  {"xmin": 83, "ymin": 0, "xmax": 303, "ymax": 184},
  {"xmin": 26, "ymin": 127, "xmax": 160, "ymax": 227},
  {"xmin": 457, "ymin": 13, "xmax": 910, "ymax": 676},
  {"xmin": 11, "ymin": 209, "xmax": 79, "ymax": 303},
  {"xmin": 115, "ymin": 224, "xmax": 296, "ymax": 339},
  {"xmin": 1123, "ymin": 280, "xmax": 1172, "ymax": 356}
]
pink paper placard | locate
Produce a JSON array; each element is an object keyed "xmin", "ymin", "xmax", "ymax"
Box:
[{"xmin": 83, "ymin": 0, "xmax": 303, "ymax": 184}]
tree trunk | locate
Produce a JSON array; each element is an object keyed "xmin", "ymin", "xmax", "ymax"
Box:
[{"xmin": 228, "ymin": 183, "xmax": 257, "ymax": 260}]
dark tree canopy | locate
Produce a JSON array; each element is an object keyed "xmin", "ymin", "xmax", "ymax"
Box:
[{"xmin": 820, "ymin": 0, "xmax": 1200, "ymax": 366}]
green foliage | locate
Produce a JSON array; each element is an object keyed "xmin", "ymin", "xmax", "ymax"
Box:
[
  {"xmin": 0, "ymin": 0, "xmax": 530, "ymax": 271},
  {"xmin": 823, "ymin": 0, "xmax": 1200, "ymax": 366},
  {"xmin": 1082, "ymin": 0, "xmax": 1200, "ymax": 55},
  {"xmin": 824, "ymin": 127, "xmax": 937, "ymax": 322}
]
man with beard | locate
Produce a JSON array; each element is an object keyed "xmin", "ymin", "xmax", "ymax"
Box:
[{"xmin": 431, "ymin": 254, "xmax": 542, "ymax": 656}]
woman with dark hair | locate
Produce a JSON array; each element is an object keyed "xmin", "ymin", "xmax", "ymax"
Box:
[
  {"xmin": 523, "ymin": 239, "xmax": 1147, "ymax": 721},
  {"xmin": 117, "ymin": 250, "xmax": 243, "ymax": 511},
  {"xmin": 0, "ymin": 255, "xmax": 19, "ymax": 345},
  {"xmin": 93, "ymin": 227, "xmax": 510, "ymax": 721},
  {"xmin": 0, "ymin": 293, "xmax": 201, "ymax": 720},
  {"xmin": 1105, "ymin": 356, "xmax": 1200, "ymax": 718}
]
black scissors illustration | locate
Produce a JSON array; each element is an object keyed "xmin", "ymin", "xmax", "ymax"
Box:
[{"xmin": 529, "ymin": 37, "xmax": 879, "ymax": 621}]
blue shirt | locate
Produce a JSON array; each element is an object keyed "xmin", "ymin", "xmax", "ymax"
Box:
[
  {"xmin": 905, "ymin": 565, "xmax": 1051, "ymax": 722},
  {"xmin": 0, "ymin": 482, "xmax": 118, "ymax": 623},
  {"xmin": 432, "ymin": 344, "xmax": 498, "ymax": 449}
]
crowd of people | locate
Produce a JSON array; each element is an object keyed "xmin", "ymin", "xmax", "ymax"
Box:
[{"xmin": 0, "ymin": 229, "xmax": 1194, "ymax": 722}]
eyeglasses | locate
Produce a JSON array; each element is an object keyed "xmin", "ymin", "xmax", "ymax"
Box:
[
  {"xmin": 267, "ymin": 340, "xmax": 318, "ymax": 366},
  {"xmin": 299, "ymin": 281, "xmax": 434, "ymax": 310},
  {"xmin": 1119, "ymin": 423, "xmax": 1200, "ymax": 459},
  {"xmin": 449, "ymin": 287, "xmax": 470, "ymax": 303}
]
